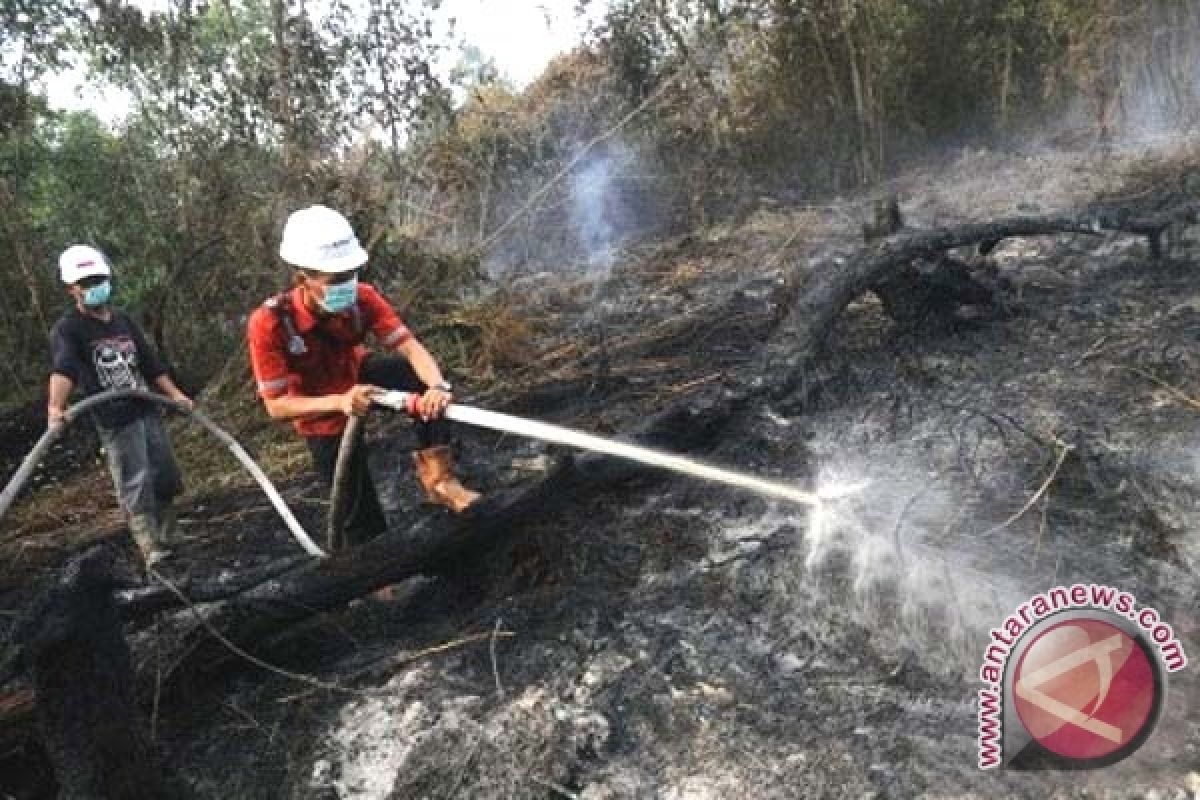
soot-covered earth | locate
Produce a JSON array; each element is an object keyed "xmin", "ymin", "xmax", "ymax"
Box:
[{"xmin": 2, "ymin": 134, "xmax": 1199, "ymax": 799}]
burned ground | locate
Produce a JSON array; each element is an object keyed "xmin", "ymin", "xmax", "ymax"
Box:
[{"xmin": 2, "ymin": 137, "xmax": 1200, "ymax": 799}]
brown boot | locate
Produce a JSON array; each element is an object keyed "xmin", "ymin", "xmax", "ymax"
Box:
[
  {"xmin": 413, "ymin": 446, "xmax": 481, "ymax": 513},
  {"xmin": 129, "ymin": 513, "xmax": 169, "ymax": 568}
]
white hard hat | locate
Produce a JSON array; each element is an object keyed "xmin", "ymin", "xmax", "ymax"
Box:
[
  {"xmin": 58, "ymin": 245, "xmax": 112, "ymax": 284},
  {"xmin": 279, "ymin": 205, "xmax": 369, "ymax": 273}
]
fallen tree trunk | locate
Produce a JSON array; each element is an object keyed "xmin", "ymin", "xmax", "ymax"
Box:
[
  {"xmin": 133, "ymin": 198, "xmax": 1200, "ymax": 673},
  {"xmin": 760, "ymin": 202, "xmax": 1200, "ymax": 402},
  {"xmin": 95, "ymin": 199, "xmax": 1200, "ymax": 664}
]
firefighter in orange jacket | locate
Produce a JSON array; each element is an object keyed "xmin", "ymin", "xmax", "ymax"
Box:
[{"xmin": 246, "ymin": 205, "xmax": 480, "ymax": 546}]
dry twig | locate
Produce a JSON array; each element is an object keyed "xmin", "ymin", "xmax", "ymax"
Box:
[
  {"xmin": 533, "ymin": 778, "xmax": 581, "ymax": 799},
  {"xmin": 1123, "ymin": 365, "xmax": 1200, "ymax": 412},
  {"xmin": 149, "ymin": 568, "xmax": 512, "ymax": 697},
  {"xmin": 491, "ymin": 616, "xmax": 505, "ymax": 699},
  {"xmin": 392, "ymin": 630, "xmax": 514, "ymax": 671},
  {"xmin": 1033, "ymin": 495, "xmax": 1050, "ymax": 568},
  {"xmin": 977, "ymin": 438, "xmax": 1072, "ymax": 537}
]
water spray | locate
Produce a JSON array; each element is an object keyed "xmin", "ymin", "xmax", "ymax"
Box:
[{"xmin": 373, "ymin": 391, "xmax": 866, "ymax": 506}]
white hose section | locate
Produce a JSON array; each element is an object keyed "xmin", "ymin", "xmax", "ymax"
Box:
[
  {"xmin": 373, "ymin": 389, "xmax": 831, "ymax": 506},
  {"xmin": 0, "ymin": 389, "xmax": 326, "ymax": 558},
  {"xmin": 445, "ymin": 404, "xmax": 825, "ymax": 506}
]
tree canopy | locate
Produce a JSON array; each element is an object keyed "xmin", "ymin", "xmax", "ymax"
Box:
[{"xmin": 1, "ymin": 0, "xmax": 1197, "ymax": 407}]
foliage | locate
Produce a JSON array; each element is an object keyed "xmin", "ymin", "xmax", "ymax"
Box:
[{"xmin": 1, "ymin": 0, "xmax": 1198, "ymax": 413}]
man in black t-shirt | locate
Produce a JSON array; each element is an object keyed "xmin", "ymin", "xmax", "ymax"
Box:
[{"xmin": 47, "ymin": 245, "xmax": 194, "ymax": 567}]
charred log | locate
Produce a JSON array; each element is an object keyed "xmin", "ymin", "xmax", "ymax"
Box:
[
  {"xmin": 863, "ymin": 196, "xmax": 1004, "ymax": 328},
  {"xmin": 861, "ymin": 195, "xmax": 904, "ymax": 242},
  {"xmin": 871, "ymin": 254, "xmax": 1004, "ymax": 330},
  {"xmin": 10, "ymin": 545, "xmax": 192, "ymax": 799},
  {"xmin": 141, "ymin": 391, "xmax": 739, "ymax": 676},
  {"xmin": 763, "ymin": 200, "xmax": 1200, "ymax": 401}
]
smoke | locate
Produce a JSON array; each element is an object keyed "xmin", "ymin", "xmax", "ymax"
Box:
[
  {"xmin": 481, "ymin": 138, "xmax": 663, "ymax": 276},
  {"xmin": 1116, "ymin": 14, "xmax": 1200, "ymax": 142},
  {"xmin": 567, "ymin": 141, "xmax": 640, "ymax": 271}
]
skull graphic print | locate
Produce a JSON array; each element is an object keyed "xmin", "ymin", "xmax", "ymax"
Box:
[{"xmin": 92, "ymin": 336, "xmax": 146, "ymax": 391}]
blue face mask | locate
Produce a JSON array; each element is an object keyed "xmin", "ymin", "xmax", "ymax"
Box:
[
  {"xmin": 318, "ymin": 276, "xmax": 358, "ymax": 313},
  {"xmin": 81, "ymin": 280, "xmax": 112, "ymax": 307}
]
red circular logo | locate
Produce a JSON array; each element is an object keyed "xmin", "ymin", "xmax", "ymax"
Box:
[{"xmin": 1012, "ymin": 618, "xmax": 1158, "ymax": 762}]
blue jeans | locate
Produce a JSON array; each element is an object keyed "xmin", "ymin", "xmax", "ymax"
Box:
[{"xmin": 96, "ymin": 412, "xmax": 183, "ymax": 520}]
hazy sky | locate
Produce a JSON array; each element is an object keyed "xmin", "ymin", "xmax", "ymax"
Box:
[
  {"xmin": 45, "ymin": 0, "xmax": 608, "ymax": 122},
  {"xmin": 441, "ymin": 0, "xmax": 605, "ymax": 86}
]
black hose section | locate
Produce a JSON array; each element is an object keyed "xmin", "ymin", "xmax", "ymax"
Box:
[
  {"xmin": 327, "ymin": 414, "xmax": 363, "ymax": 553},
  {"xmin": 0, "ymin": 389, "xmax": 326, "ymax": 557}
]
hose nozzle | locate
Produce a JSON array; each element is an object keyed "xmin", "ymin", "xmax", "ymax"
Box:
[{"xmin": 373, "ymin": 390, "xmax": 421, "ymax": 416}]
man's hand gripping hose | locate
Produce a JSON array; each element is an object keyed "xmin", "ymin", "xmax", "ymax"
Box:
[{"xmin": 0, "ymin": 389, "xmax": 328, "ymax": 558}]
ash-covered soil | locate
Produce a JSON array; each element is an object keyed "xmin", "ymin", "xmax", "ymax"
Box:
[{"xmin": 3, "ymin": 135, "xmax": 1200, "ymax": 799}]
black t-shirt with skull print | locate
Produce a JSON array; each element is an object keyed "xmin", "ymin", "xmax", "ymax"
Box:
[{"xmin": 50, "ymin": 307, "xmax": 168, "ymax": 429}]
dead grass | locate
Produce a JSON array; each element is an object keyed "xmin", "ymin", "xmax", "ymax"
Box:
[
  {"xmin": 428, "ymin": 291, "xmax": 540, "ymax": 381},
  {"xmin": 2, "ymin": 468, "xmax": 117, "ymax": 543},
  {"xmin": 1106, "ymin": 136, "xmax": 1200, "ymax": 200}
]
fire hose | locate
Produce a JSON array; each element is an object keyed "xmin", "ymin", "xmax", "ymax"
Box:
[
  {"xmin": 363, "ymin": 390, "xmax": 853, "ymax": 498},
  {"xmin": 3, "ymin": 389, "xmax": 862, "ymax": 563},
  {"xmin": 328, "ymin": 390, "xmax": 848, "ymax": 555},
  {"xmin": 0, "ymin": 389, "xmax": 328, "ymax": 558}
]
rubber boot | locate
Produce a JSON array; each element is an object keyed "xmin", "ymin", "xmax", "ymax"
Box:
[
  {"xmin": 129, "ymin": 513, "xmax": 169, "ymax": 568},
  {"xmin": 413, "ymin": 446, "xmax": 481, "ymax": 513},
  {"xmin": 156, "ymin": 506, "xmax": 177, "ymax": 547}
]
